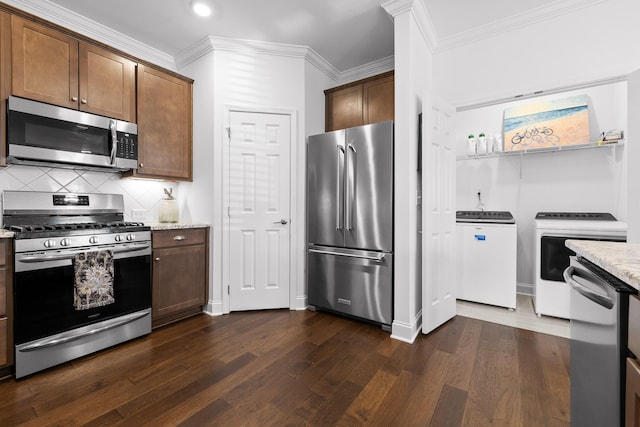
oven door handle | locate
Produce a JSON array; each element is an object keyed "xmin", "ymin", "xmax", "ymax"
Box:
[
  {"xmin": 18, "ymin": 310, "xmax": 150, "ymax": 352},
  {"xmin": 18, "ymin": 243, "xmax": 151, "ymax": 263},
  {"xmin": 563, "ymin": 265, "xmax": 614, "ymax": 309}
]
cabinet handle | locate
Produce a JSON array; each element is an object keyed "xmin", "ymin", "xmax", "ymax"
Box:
[
  {"xmin": 139, "ymin": 163, "xmax": 144, "ymax": 168},
  {"xmin": 155, "ymin": 257, "xmax": 160, "ymax": 261},
  {"xmin": 71, "ymin": 96, "xmax": 78, "ymax": 102},
  {"xmin": 173, "ymin": 235, "xmax": 187, "ymax": 241},
  {"xmin": 81, "ymin": 99, "xmax": 87, "ymax": 104}
]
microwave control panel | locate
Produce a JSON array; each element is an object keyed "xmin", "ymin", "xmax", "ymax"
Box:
[{"xmin": 117, "ymin": 132, "xmax": 137, "ymax": 160}]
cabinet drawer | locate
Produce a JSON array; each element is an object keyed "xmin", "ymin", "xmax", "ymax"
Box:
[
  {"xmin": 153, "ymin": 228, "xmax": 206, "ymax": 249},
  {"xmin": 0, "ymin": 317, "xmax": 6, "ymax": 366},
  {"xmin": 629, "ymin": 295, "xmax": 640, "ymax": 357}
]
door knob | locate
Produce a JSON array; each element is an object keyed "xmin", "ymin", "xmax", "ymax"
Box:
[{"xmin": 274, "ymin": 219, "xmax": 288, "ymax": 225}]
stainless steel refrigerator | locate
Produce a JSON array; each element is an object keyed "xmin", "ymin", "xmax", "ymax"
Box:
[{"xmin": 307, "ymin": 120, "xmax": 393, "ymax": 327}]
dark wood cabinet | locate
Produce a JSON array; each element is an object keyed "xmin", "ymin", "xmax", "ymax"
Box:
[
  {"xmin": 627, "ymin": 357, "xmax": 640, "ymax": 427},
  {"xmin": 11, "ymin": 15, "xmax": 136, "ymax": 122},
  {"xmin": 0, "ymin": 238, "xmax": 12, "ymax": 372},
  {"xmin": 133, "ymin": 64, "xmax": 193, "ymax": 181},
  {"xmin": 152, "ymin": 228, "xmax": 208, "ymax": 328},
  {"xmin": 0, "ymin": 11, "xmax": 10, "ymax": 166},
  {"xmin": 325, "ymin": 71, "xmax": 394, "ymax": 132}
]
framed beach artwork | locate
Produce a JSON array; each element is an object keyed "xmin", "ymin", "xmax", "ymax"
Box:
[{"xmin": 503, "ymin": 94, "xmax": 590, "ymax": 151}]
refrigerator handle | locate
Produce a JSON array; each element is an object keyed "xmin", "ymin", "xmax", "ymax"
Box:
[
  {"xmin": 346, "ymin": 144, "xmax": 357, "ymax": 231},
  {"xmin": 337, "ymin": 145, "xmax": 345, "ymax": 231},
  {"xmin": 309, "ymin": 248, "xmax": 385, "ymax": 262}
]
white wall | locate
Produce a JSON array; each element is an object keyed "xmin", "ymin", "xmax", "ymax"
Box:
[
  {"xmin": 385, "ymin": 1, "xmax": 432, "ymax": 343},
  {"xmin": 178, "ymin": 42, "xmax": 323, "ymax": 315},
  {"xmin": 628, "ymin": 70, "xmax": 640, "ymax": 243},
  {"xmin": 434, "ymin": 0, "xmax": 639, "ymax": 292},
  {"xmin": 455, "ymin": 83, "xmax": 627, "ymax": 288},
  {"xmin": 434, "ymin": 0, "xmax": 640, "ymax": 108}
]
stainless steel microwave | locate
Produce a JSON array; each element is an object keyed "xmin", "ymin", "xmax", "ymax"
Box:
[{"xmin": 6, "ymin": 96, "xmax": 138, "ymax": 171}]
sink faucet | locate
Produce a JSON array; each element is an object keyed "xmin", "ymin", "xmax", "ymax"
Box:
[{"xmin": 477, "ymin": 191, "xmax": 485, "ymax": 212}]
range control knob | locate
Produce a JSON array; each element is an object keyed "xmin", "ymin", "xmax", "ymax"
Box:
[
  {"xmin": 126, "ymin": 234, "xmax": 136, "ymax": 241},
  {"xmin": 114, "ymin": 235, "xmax": 123, "ymax": 242},
  {"xmin": 60, "ymin": 238, "xmax": 71, "ymax": 247},
  {"xmin": 43, "ymin": 239, "xmax": 56, "ymax": 248},
  {"xmin": 89, "ymin": 236, "xmax": 99, "ymax": 244}
]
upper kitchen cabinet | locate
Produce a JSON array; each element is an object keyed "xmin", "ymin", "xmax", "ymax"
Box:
[
  {"xmin": 325, "ymin": 71, "xmax": 394, "ymax": 132},
  {"xmin": 11, "ymin": 15, "xmax": 136, "ymax": 122},
  {"xmin": 132, "ymin": 64, "xmax": 193, "ymax": 181},
  {"xmin": 0, "ymin": 11, "xmax": 10, "ymax": 166}
]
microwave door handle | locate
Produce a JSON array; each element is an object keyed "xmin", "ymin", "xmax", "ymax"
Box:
[{"xmin": 109, "ymin": 119, "xmax": 117, "ymax": 166}]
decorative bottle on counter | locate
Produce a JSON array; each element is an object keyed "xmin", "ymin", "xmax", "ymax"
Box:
[{"xmin": 158, "ymin": 188, "xmax": 179, "ymax": 223}]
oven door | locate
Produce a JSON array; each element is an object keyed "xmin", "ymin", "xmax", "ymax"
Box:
[{"xmin": 14, "ymin": 242, "xmax": 151, "ymax": 345}]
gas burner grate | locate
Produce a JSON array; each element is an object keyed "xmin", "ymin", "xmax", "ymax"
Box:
[{"xmin": 8, "ymin": 222, "xmax": 147, "ymax": 233}]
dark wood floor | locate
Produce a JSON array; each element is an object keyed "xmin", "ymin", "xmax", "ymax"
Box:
[{"xmin": 0, "ymin": 310, "xmax": 570, "ymax": 426}]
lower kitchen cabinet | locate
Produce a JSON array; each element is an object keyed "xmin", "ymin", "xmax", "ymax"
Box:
[
  {"xmin": 151, "ymin": 228, "xmax": 208, "ymax": 328},
  {"xmin": 627, "ymin": 357, "xmax": 640, "ymax": 427},
  {"xmin": 0, "ymin": 238, "xmax": 13, "ymax": 374}
]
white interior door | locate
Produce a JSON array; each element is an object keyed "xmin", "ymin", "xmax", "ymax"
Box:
[
  {"xmin": 228, "ymin": 111, "xmax": 291, "ymax": 310},
  {"xmin": 422, "ymin": 101, "xmax": 457, "ymax": 334}
]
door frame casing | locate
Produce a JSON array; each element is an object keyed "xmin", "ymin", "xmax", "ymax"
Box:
[{"xmin": 222, "ymin": 105, "xmax": 303, "ymax": 313}]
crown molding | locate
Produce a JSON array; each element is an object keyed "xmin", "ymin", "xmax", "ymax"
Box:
[
  {"xmin": 3, "ymin": 0, "xmax": 176, "ymax": 70},
  {"xmin": 382, "ymin": 0, "xmax": 437, "ymax": 53},
  {"xmin": 338, "ymin": 56, "xmax": 395, "ymax": 84},
  {"xmin": 177, "ymin": 35, "xmax": 396, "ymax": 84},
  {"xmin": 434, "ymin": 0, "xmax": 607, "ymax": 52}
]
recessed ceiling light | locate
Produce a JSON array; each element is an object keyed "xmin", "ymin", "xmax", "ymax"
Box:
[{"xmin": 191, "ymin": 1, "xmax": 211, "ymax": 17}]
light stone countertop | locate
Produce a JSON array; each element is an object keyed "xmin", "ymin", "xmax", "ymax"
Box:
[
  {"xmin": 0, "ymin": 229, "xmax": 15, "ymax": 238},
  {"xmin": 565, "ymin": 240, "xmax": 640, "ymax": 291},
  {"xmin": 148, "ymin": 223, "xmax": 210, "ymax": 231}
]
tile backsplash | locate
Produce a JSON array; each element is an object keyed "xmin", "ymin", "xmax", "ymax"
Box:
[{"xmin": 0, "ymin": 164, "xmax": 178, "ymax": 224}]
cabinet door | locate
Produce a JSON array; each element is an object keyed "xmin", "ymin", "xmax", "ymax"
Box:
[
  {"xmin": 363, "ymin": 74, "xmax": 394, "ymax": 125},
  {"xmin": 136, "ymin": 64, "xmax": 193, "ymax": 181},
  {"xmin": 79, "ymin": 42, "xmax": 136, "ymax": 122},
  {"xmin": 627, "ymin": 358, "xmax": 640, "ymax": 427},
  {"xmin": 152, "ymin": 244, "xmax": 205, "ymax": 320},
  {"xmin": 0, "ymin": 317, "xmax": 6, "ymax": 367},
  {"xmin": 11, "ymin": 15, "xmax": 79, "ymax": 109},
  {"xmin": 1, "ymin": 12, "xmax": 10, "ymax": 166},
  {"xmin": 325, "ymin": 84, "xmax": 363, "ymax": 132}
]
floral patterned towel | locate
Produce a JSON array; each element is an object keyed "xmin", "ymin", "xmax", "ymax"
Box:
[{"xmin": 73, "ymin": 250, "xmax": 115, "ymax": 310}]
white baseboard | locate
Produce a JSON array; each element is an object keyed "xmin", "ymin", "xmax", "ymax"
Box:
[
  {"xmin": 390, "ymin": 310, "xmax": 422, "ymax": 343},
  {"xmin": 204, "ymin": 299, "xmax": 224, "ymax": 316},
  {"xmin": 517, "ymin": 282, "xmax": 534, "ymax": 296}
]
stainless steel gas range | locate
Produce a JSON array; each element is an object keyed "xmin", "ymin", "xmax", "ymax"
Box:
[{"xmin": 3, "ymin": 190, "xmax": 152, "ymax": 378}]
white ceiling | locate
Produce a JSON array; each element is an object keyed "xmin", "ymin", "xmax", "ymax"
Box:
[{"xmin": 44, "ymin": 0, "xmax": 593, "ymax": 72}]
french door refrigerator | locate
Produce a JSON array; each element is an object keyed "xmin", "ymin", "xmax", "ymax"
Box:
[{"xmin": 307, "ymin": 120, "xmax": 393, "ymax": 328}]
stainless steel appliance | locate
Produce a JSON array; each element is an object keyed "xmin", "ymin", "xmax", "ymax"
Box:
[
  {"xmin": 535, "ymin": 212, "xmax": 626, "ymax": 318},
  {"xmin": 3, "ymin": 190, "xmax": 151, "ymax": 378},
  {"xmin": 307, "ymin": 121, "xmax": 393, "ymax": 328},
  {"xmin": 6, "ymin": 96, "xmax": 138, "ymax": 171},
  {"xmin": 564, "ymin": 256, "xmax": 636, "ymax": 427}
]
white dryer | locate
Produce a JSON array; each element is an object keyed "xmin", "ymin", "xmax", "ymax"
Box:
[{"xmin": 534, "ymin": 212, "xmax": 626, "ymax": 319}]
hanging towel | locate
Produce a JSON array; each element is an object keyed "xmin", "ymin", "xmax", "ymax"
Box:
[{"xmin": 73, "ymin": 250, "xmax": 115, "ymax": 310}]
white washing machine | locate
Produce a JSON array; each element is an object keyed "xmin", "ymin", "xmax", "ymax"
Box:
[
  {"xmin": 456, "ymin": 211, "xmax": 517, "ymax": 310},
  {"xmin": 534, "ymin": 212, "xmax": 627, "ymax": 319}
]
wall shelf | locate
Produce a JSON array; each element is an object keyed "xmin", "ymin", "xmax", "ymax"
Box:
[{"xmin": 457, "ymin": 140, "xmax": 623, "ymax": 161}]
